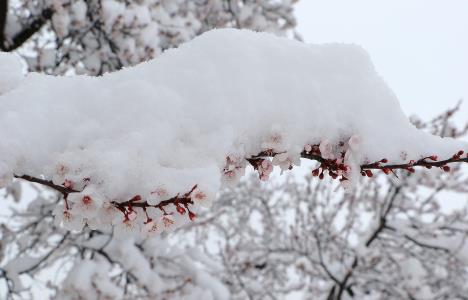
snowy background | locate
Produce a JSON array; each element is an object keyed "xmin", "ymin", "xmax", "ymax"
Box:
[{"xmin": 297, "ymin": 0, "xmax": 468, "ymax": 123}]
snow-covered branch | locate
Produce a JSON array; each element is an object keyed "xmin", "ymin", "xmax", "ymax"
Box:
[
  {"xmin": 1, "ymin": 29, "xmax": 467, "ymax": 236},
  {"xmin": 13, "ymin": 148, "xmax": 467, "ymax": 230}
]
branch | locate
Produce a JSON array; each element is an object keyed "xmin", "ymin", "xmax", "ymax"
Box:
[
  {"xmin": 0, "ymin": 0, "xmax": 7, "ymax": 49},
  {"xmin": 14, "ymin": 174, "xmax": 198, "ymax": 222},
  {"xmin": 251, "ymin": 149, "xmax": 468, "ymax": 180},
  {"xmin": 385, "ymin": 225, "xmax": 454, "ymax": 254},
  {"xmin": 365, "ymin": 186, "xmax": 400, "ymax": 247},
  {"xmin": 110, "ymin": 185, "xmax": 198, "ymax": 221},
  {"xmin": 327, "ymin": 185, "xmax": 402, "ymax": 299},
  {"xmin": 301, "ymin": 150, "xmax": 467, "ymax": 173},
  {"xmin": 313, "ymin": 232, "xmax": 342, "ymax": 286},
  {"xmin": 14, "ymin": 174, "xmax": 77, "ymax": 197},
  {"xmin": 361, "ymin": 153, "xmax": 468, "ymax": 172},
  {"xmin": 0, "ymin": 8, "xmax": 53, "ymax": 52},
  {"xmin": 18, "ymin": 232, "xmax": 70, "ymax": 275},
  {"xmin": 13, "ymin": 150, "xmax": 467, "ymax": 210}
]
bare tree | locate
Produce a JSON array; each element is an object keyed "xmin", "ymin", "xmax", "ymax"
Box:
[{"xmin": 0, "ymin": 0, "xmax": 298, "ymax": 74}]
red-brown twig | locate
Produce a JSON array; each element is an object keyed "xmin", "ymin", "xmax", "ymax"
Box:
[
  {"xmin": 14, "ymin": 151, "xmax": 467, "ymax": 208},
  {"xmin": 110, "ymin": 185, "xmax": 197, "ymax": 217}
]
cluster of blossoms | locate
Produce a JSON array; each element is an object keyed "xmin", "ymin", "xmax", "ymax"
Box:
[
  {"xmin": 49, "ymin": 133, "xmax": 360, "ymax": 235},
  {"xmin": 42, "ymin": 133, "xmax": 468, "ymax": 237},
  {"xmin": 306, "ymin": 141, "xmax": 350, "ymax": 180},
  {"xmin": 227, "ymin": 131, "xmax": 468, "ymax": 193},
  {"xmin": 222, "ymin": 154, "xmax": 246, "ymax": 185},
  {"xmin": 243, "ymin": 134, "xmax": 357, "ymax": 183},
  {"xmin": 52, "ymin": 178, "xmax": 209, "ymax": 237},
  {"xmin": 246, "ymin": 157, "xmax": 274, "ymax": 181}
]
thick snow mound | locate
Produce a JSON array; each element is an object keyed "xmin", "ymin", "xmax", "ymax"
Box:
[
  {"xmin": 0, "ymin": 52, "xmax": 23, "ymax": 95},
  {"xmin": 0, "ymin": 29, "xmax": 465, "ymax": 234}
]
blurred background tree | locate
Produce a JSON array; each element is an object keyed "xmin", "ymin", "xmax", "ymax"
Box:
[{"xmin": 0, "ymin": 0, "xmax": 298, "ymax": 75}]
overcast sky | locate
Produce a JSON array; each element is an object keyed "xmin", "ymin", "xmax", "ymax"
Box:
[{"xmin": 296, "ymin": 0, "xmax": 468, "ymax": 123}]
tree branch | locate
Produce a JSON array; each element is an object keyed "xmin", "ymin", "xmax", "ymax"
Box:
[
  {"xmin": 14, "ymin": 174, "xmax": 197, "ymax": 221},
  {"xmin": 0, "ymin": 0, "xmax": 7, "ymax": 49},
  {"xmin": 18, "ymin": 232, "xmax": 70, "ymax": 275},
  {"xmin": 314, "ymin": 232, "xmax": 342, "ymax": 286},
  {"xmin": 13, "ymin": 151, "xmax": 466, "ymax": 210},
  {"xmin": 110, "ymin": 185, "xmax": 197, "ymax": 219},
  {"xmin": 14, "ymin": 174, "xmax": 77, "ymax": 197},
  {"xmin": 0, "ymin": 7, "xmax": 53, "ymax": 52},
  {"xmin": 328, "ymin": 185, "xmax": 402, "ymax": 299},
  {"xmin": 360, "ymin": 153, "xmax": 468, "ymax": 171},
  {"xmin": 385, "ymin": 225, "xmax": 454, "ymax": 254},
  {"xmin": 252, "ymin": 149, "xmax": 468, "ymax": 180}
]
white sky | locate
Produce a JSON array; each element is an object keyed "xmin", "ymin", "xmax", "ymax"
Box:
[{"xmin": 296, "ymin": 0, "xmax": 468, "ymax": 123}]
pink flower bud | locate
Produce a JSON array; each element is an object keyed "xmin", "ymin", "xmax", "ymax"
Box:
[
  {"xmin": 189, "ymin": 211, "xmax": 196, "ymax": 221},
  {"xmin": 63, "ymin": 179, "xmax": 73, "ymax": 188},
  {"xmin": 176, "ymin": 205, "xmax": 186, "ymax": 215},
  {"xmin": 82, "ymin": 195, "xmax": 92, "ymax": 206}
]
